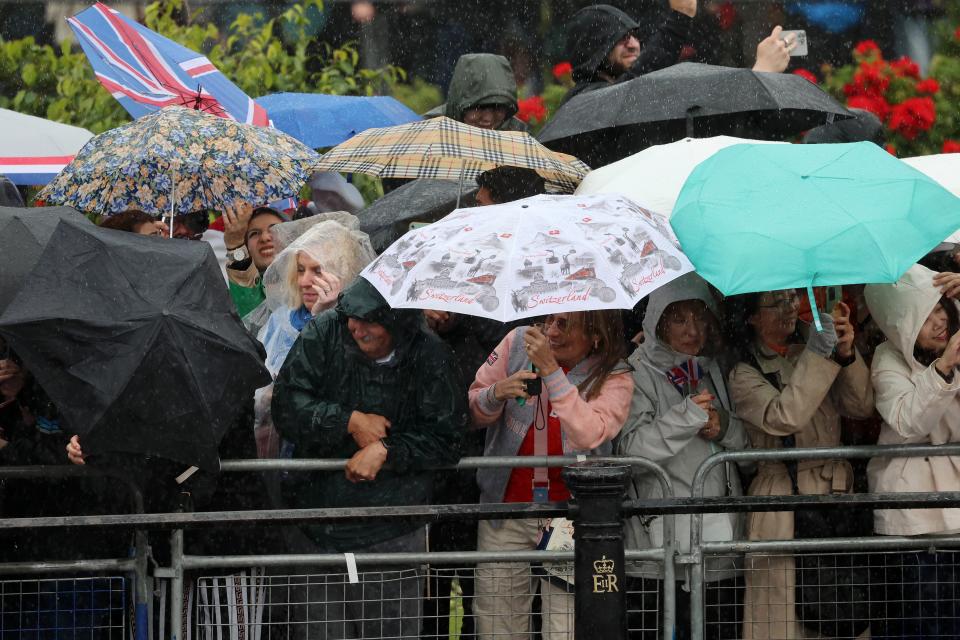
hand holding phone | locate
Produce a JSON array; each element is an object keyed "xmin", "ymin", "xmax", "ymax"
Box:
[{"xmin": 780, "ymin": 29, "xmax": 808, "ymax": 57}]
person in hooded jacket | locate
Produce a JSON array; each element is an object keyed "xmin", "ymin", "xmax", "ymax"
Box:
[
  {"xmin": 426, "ymin": 53, "xmax": 527, "ymax": 132},
  {"xmin": 562, "ymin": 2, "xmax": 794, "ymax": 103},
  {"xmin": 563, "ymin": 1, "xmax": 697, "ymax": 102},
  {"xmin": 616, "ymin": 273, "xmax": 747, "ymax": 640},
  {"xmin": 271, "ymin": 277, "xmax": 467, "ymax": 639},
  {"xmin": 725, "ymin": 290, "xmax": 874, "ymax": 640},
  {"xmin": 864, "ymin": 265, "xmax": 960, "ymax": 639}
]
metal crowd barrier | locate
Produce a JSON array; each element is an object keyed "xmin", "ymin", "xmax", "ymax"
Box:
[
  {"xmin": 687, "ymin": 443, "xmax": 960, "ymax": 640},
  {"xmin": 6, "ymin": 445, "xmax": 960, "ymax": 639},
  {"xmin": 0, "ymin": 455, "xmax": 677, "ymax": 640}
]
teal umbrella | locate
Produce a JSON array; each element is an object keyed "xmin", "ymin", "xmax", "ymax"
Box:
[{"xmin": 671, "ymin": 142, "xmax": 960, "ymax": 326}]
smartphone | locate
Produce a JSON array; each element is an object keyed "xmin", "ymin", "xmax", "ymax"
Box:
[{"xmin": 779, "ymin": 29, "xmax": 808, "ymax": 57}]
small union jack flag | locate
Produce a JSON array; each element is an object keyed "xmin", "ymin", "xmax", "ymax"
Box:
[
  {"xmin": 666, "ymin": 358, "xmax": 702, "ymax": 395},
  {"xmin": 68, "ymin": 3, "xmax": 268, "ymax": 126}
]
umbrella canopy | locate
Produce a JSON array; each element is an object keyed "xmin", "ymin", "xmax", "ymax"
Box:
[
  {"xmin": 0, "ymin": 108, "xmax": 94, "ymax": 185},
  {"xmin": 904, "ymin": 153, "xmax": 960, "ymax": 244},
  {"xmin": 37, "ymin": 105, "xmax": 319, "ymax": 216},
  {"xmin": 671, "ymin": 142, "xmax": 960, "ymax": 297},
  {"xmin": 359, "ymin": 178, "xmax": 477, "ymax": 252},
  {"xmin": 68, "ymin": 2, "xmax": 268, "ymax": 125},
  {"xmin": 0, "ymin": 221, "xmax": 269, "ymax": 471},
  {"xmin": 361, "ymin": 193, "xmax": 693, "ymax": 322},
  {"xmin": 314, "ymin": 116, "xmax": 589, "ymax": 193},
  {"xmin": 0, "ymin": 205, "xmax": 91, "ymax": 314},
  {"xmin": 539, "ymin": 63, "xmax": 852, "ymax": 168},
  {"xmin": 255, "ymin": 93, "xmax": 421, "ymax": 148},
  {"xmin": 575, "ymin": 136, "xmax": 785, "ymax": 216}
]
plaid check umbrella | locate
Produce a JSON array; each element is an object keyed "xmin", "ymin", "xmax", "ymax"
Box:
[{"xmin": 313, "ymin": 116, "xmax": 589, "ymax": 193}]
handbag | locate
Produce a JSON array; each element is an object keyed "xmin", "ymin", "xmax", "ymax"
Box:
[{"xmin": 782, "ymin": 436, "xmax": 873, "ymax": 638}]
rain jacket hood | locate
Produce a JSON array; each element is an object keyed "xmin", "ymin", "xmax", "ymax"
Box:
[
  {"xmin": 865, "ymin": 264, "xmax": 947, "ymax": 373},
  {"xmin": 443, "ymin": 54, "xmax": 519, "ymax": 122},
  {"xmin": 567, "ymin": 5, "xmax": 639, "ymax": 83},
  {"xmin": 336, "ymin": 277, "xmax": 423, "ymax": 355},
  {"xmin": 641, "ymin": 272, "xmax": 718, "ymax": 370},
  {"xmin": 864, "ymin": 266, "xmax": 960, "ymax": 537}
]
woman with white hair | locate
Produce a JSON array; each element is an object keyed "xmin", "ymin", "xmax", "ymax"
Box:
[{"xmin": 255, "ymin": 218, "xmax": 376, "ymax": 458}]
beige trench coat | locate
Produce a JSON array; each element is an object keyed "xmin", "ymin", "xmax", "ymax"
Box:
[{"xmin": 729, "ymin": 343, "xmax": 875, "ymax": 640}]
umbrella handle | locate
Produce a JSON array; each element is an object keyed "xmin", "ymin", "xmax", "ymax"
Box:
[{"xmin": 806, "ymin": 285, "xmax": 823, "ymax": 332}]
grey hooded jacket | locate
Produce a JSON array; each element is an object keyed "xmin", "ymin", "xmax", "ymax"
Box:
[{"xmin": 614, "ymin": 273, "xmax": 746, "ymax": 581}]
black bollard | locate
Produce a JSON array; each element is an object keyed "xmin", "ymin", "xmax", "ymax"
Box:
[{"xmin": 563, "ymin": 462, "xmax": 630, "ymax": 640}]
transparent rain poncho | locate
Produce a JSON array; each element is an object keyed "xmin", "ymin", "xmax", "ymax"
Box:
[{"xmin": 254, "ymin": 214, "xmax": 376, "ymax": 458}]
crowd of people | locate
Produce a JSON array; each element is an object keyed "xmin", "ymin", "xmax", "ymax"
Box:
[{"xmin": 2, "ymin": 2, "xmax": 960, "ymax": 639}]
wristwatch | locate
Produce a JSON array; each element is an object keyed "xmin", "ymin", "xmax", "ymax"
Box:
[{"xmin": 226, "ymin": 245, "xmax": 249, "ymax": 263}]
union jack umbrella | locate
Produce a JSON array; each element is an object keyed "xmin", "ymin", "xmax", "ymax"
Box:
[{"xmin": 67, "ymin": 2, "xmax": 268, "ymax": 126}]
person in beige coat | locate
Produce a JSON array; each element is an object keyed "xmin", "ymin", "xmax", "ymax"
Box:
[
  {"xmin": 864, "ymin": 264, "xmax": 960, "ymax": 639},
  {"xmin": 726, "ymin": 289, "xmax": 874, "ymax": 640}
]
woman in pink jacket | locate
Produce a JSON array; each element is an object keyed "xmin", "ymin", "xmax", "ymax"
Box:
[
  {"xmin": 468, "ymin": 310, "xmax": 634, "ymax": 639},
  {"xmin": 864, "ymin": 265, "xmax": 960, "ymax": 639}
]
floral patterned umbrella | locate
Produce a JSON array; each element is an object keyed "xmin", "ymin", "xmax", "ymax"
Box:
[{"xmin": 38, "ymin": 105, "xmax": 320, "ymax": 216}]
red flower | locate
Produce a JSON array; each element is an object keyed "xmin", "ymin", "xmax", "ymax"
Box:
[
  {"xmin": 792, "ymin": 68, "xmax": 818, "ymax": 84},
  {"xmin": 845, "ymin": 61, "xmax": 889, "ymax": 98},
  {"xmin": 552, "ymin": 62, "xmax": 573, "ymax": 81},
  {"xmin": 715, "ymin": 1, "xmax": 736, "ymax": 30},
  {"xmin": 890, "ymin": 56, "xmax": 920, "ymax": 79},
  {"xmin": 888, "ymin": 97, "xmax": 936, "ymax": 141},
  {"xmin": 954, "ymin": 26, "xmax": 960, "ymax": 41},
  {"xmin": 516, "ymin": 96, "xmax": 547, "ymax": 124},
  {"xmin": 847, "ymin": 94, "xmax": 891, "ymax": 121},
  {"xmin": 885, "ymin": 144, "xmax": 898, "ymax": 156},
  {"xmin": 854, "ymin": 40, "xmax": 881, "ymax": 57},
  {"xmin": 916, "ymin": 78, "xmax": 940, "ymax": 94},
  {"xmin": 943, "ymin": 140, "xmax": 960, "ymax": 154}
]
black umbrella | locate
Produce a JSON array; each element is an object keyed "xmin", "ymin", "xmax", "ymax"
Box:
[
  {"xmin": 359, "ymin": 179, "xmax": 477, "ymax": 253},
  {"xmin": 539, "ymin": 62, "xmax": 853, "ymax": 168},
  {"xmin": 0, "ymin": 221, "xmax": 270, "ymax": 471},
  {"xmin": 0, "ymin": 205, "xmax": 91, "ymax": 314}
]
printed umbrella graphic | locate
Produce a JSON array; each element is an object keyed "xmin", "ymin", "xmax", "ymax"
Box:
[
  {"xmin": 361, "ymin": 193, "xmax": 694, "ymax": 322},
  {"xmin": 68, "ymin": 2, "xmax": 268, "ymax": 125}
]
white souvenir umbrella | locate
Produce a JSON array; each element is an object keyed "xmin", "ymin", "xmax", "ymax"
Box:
[
  {"xmin": 361, "ymin": 193, "xmax": 694, "ymax": 322},
  {"xmin": 575, "ymin": 136, "xmax": 784, "ymax": 216}
]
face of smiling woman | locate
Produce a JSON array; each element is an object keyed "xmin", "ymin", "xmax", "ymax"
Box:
[{"xmin": 917, "ymin": 302, "xmax": 950, "ymax": 355}]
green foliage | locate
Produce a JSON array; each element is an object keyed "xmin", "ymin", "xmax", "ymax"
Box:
[
  {"xmin": 389, "ymin": 76, "xmax": 443, "ymax": 116},
  {"xmin": 0, "ymin": 0, "xmax": 402, "ymax": 133}
]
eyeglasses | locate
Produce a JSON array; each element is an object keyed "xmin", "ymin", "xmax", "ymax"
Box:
[
  {"xmin": 664, "ymin": 311, "xmax": 709, "ymax": 331},
  {"xmin": 758, "ymin": 291, "xmax": 801, "ymax": 311},
  {"xmin": 534, "ymin": 315, "xmax": 574, "ymax": 335}
]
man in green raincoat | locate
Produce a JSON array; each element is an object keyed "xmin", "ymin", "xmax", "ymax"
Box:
[
  {"xmin": 426, "ymin": 53, "xmax": 527, "ymax": 132},
  {"xmin": 272, "ymin": 277, "xmax": 467, "ymax": 637}
]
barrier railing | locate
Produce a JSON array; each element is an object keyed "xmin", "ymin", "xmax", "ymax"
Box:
[
  {"xmin": 687, "ymin": 443, "xmax": 960, "ymax": 640},
  {"xmin": 7, "ymin": 445, "xmax": 960, "ymax": 639}
]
